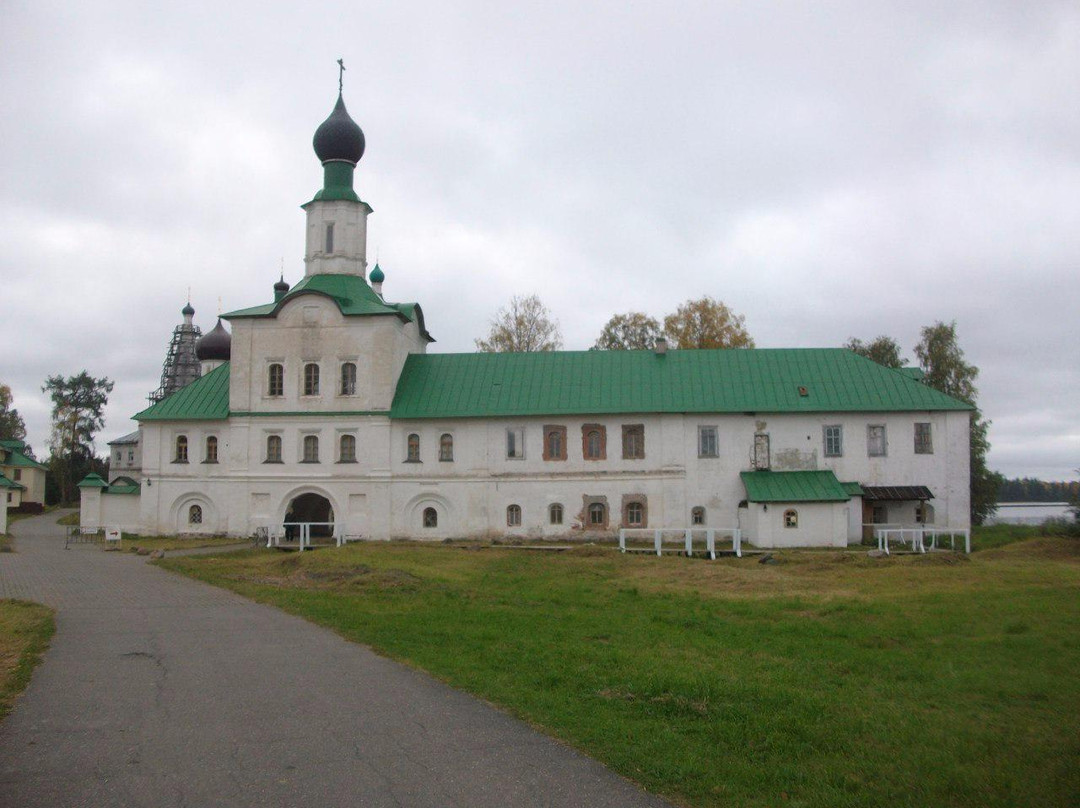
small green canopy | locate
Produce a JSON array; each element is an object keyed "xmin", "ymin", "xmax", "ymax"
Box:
[
  {"xmin": 77, "ymin": 473, "xmax": 109, "ymax": 489},
  {"xmin": 740, "ymin": 470, "xmax": 851, "ymax": 503},
  {"xmin": 0, "ymin": 472, "xmax": 25, "ymax": 490}
]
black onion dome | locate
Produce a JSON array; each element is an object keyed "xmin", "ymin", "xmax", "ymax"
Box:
[
  {"xmin": 274, "ymin": 275, "xmax": 290, "ymax": 293},
  {"xmin": 313, "ymin": 94, "xmax": 365, "ymax": 164},
  {"xmin": 195, "ymin": 318, "xmax": 232, "ymax": 361},
  {"xmin": 182, "ymin": 302, "xmax": 195, "ymax": 317}
]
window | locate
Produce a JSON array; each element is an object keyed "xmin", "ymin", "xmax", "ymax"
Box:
[
  {"xmin": 506, "ymin": 427, "xmax": 525, "ymax": 459},
  {"xmin": 303, "ymin": 363, "xmax": 320, "ymax": 396},
  {"xmin": 582, "ymin": 424, "xmax": 606, "ymax": 460},
  {"xmin": 622, "ymin": 424, "xmax": 645, "ymax": 459},
  {"xmin": 868, "ymin": 425, "xmax": 887, "ymax": 457},
  {"xmin": 543, "ymin": 425, "xmax": 567, "ymax": 461},
  {"xmin": 625, "ymin": 501, "xmax": 645, "ymax": 527},
  {"xmin": 339, "ymin": 434, "xmax": 356, "ymax": 463},
  {"xmin": 175, "ymin": 435, "xmax": 188, "ymax": 463},
  {"xmin": 915, "ymin": 503, "xmax": 926, "ymax": 524},
  {"xmin": 266, "ymin": 435, "xmax": 282, "ymax": 463},
  {"xmin": 588, "ymin": 502, "xmax": 607, "ymax": 527},
  {"xmin": 325, "ymin": 222, "xmax": 334, "ymax": 253},
  {"xmin": 423, "ymin": 507, "xmax": 438, "ymax": 528},
  {"xmin": 784, "ymin": 509, "xmax": 798, "ymax": 528},
  {"xmin": 13, "ymin": 469, "xmax": 22, "ymax": 481},
  {"xmin": 114, "ymin": 451, "xmax": 121, "ymax": 463},
  {"xmin": 340, "ymin": 362, "xmax": 357, "ymax": 396},
  {"xmin": 549, "ymin": 503, "xmax": 564, "ymax": 525},
  {"xmin": 268, "ymin": 364, "xmax": 284, "ymax": 397},
  {"xmin": 698, "ymin": 426, "xmax": 718, "ymax": 458},
  {"xmin": 302, "ymin": 435, "xmax": 319, "ymax": 463},
  {"xmin": 205, "ymin": 436, "xmax": 218, "ymax": 463},
  {"xmin": 188, "ymin": 504, "xmax": 202, "ymax": 525},
  {"xmin": 824, "ymin": 425, "xmax": 843, "ymax": 457},
  {"xmin": 406, "ymin": 433, "xmax": 420, "ymax": 462},
  {"xmin": 753, "ymin": 433, "xmax": 770, "ymax": 470},
  {"xmin": 691, "ymin": 506, "xmax": 706, "ymax": 526},
  {"xmin": 914, "ymin": 422, "xmax": 933, "ymax": 454},
  {"xmin": 439, "ymin": 433, "xmax": 453, "ymax": 462},
  {"xmin": 871, "ymin": 504, "xmax": 888, "ymax": 524},
  {"xmin": 128, "ymin": 450, "xmax": 134, "ymax": 463},
  {"xmin": 507, "ymin": 504, "xmax": 522, "ymax": 527}
]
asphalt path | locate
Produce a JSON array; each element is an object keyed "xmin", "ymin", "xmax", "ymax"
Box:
[{"xmin": 0, "ymin": 512, "xmax": 671, "ymax": 807}]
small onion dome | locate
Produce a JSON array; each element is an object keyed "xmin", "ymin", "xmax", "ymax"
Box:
[
  {"xmin": 274, "ymin": 275, "xmax": 290, "ymax": 294},
  {"xmin": 313, "ymin": 93, "xmax": 365, "ymax": 164},
  {"xmin": 181, "ymin": 302, "xmax": 195, "ymax": 317},
  {"xmin": 369, "ymin": 264, "xmax": 385, "ymax": 283},
  {"xmin": 195, "ymin": 318, "xmax": 232, "ymax": 361}
]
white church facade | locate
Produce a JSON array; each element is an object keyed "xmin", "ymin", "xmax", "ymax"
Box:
[{"xmin": 80, "ymin": 85, "xmax": 973, "ymax": 548}]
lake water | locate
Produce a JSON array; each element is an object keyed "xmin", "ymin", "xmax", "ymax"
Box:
[{"xmin": 986, "ymin": 503, "xmax": 1074, "ymax": 525}]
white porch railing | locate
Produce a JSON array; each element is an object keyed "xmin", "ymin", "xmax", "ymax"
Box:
[
  {"xmin": 268, "ymin": 522, "xmax": 339, "ymax": 551},
  {"xmin": 874, "ymin": 525, "xmax": 970, "ymax": 555},
  {"xmin": 618, "ymin": 527, "xmax": 742, "ymax": 559}
]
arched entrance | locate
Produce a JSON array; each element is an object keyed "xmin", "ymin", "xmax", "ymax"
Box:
[{"xmin": 285, "ymin": 492, "xmax": 335, "ymax": 539}]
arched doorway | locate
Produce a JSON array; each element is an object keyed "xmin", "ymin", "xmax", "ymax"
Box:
[{"xmin": 285, "ymin": 493, "xmax": 335, "ymax": 539}]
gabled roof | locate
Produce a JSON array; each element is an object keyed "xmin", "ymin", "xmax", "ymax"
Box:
[
  {"xmin": 77, "ymin": 473, "xmax": 109, "ymax": 488},
  {"xmin": 0, "ymin": 472, "xmax": 25, "ymax": 490},
  {"xmin": 222, "ymin": 274, "xmax": 433, "ymax": 341},
  {"xmin": 134, "ymin": 363, "xmax": 230, "ymax": 422},
  {"xmin": 740, "ymin": 470, "xmax": 851, "ymax": 503},
  {"xmin": 0, "ymin": 444, "xmax": 47, "ymax": 470},
  {"xmin": 389, "ymin": 348, "xmax": 973, "ymax": 419}
]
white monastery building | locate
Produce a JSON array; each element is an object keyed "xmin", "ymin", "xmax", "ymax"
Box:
[{"xmin": 80, "ymin": 83, "xmax": 973, "ymax": 548}]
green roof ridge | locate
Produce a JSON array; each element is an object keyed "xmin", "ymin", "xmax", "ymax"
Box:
[{"xmin": 77, "ymin": 472, "xmax": 109, "ymax": 488}]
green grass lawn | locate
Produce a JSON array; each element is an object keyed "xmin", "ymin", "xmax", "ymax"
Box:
[
  {"xmin": 55, "ymin": 511, "xmax": 79, "ymax": 527},
  {"xmin": 112, "ymin": 535, "xmax": 251, "ymax": 553},
  {"xmin": 0, "ymin": 600, "xmax": 55, "ymax": 720},
  {"xmin": 159, "ymin": 539, "xmax": 1080, "ymax": 808}
]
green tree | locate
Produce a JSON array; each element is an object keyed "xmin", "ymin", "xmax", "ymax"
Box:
[
  {"xmin": 592, "ymin": 312, "xmax": 664, "ymax": 351},
  {"xmin": 1071, "ymin": 470, "xmax": 1080, "ymax": 524},
  {"xmin": 662, "ymin": 297, "xmax": 754, "ymax": 350},
  {"xmin": 844, "ymin": 336, "xmax": 906, "ymax": 369},
  {"xmin": 0, "ymin": 383, "xmax": 27, "ymax": 442},
  {"xmin": 914, "ymin": 321, "xmax": 998, "ymax": 525},
  {"xmin": 475, "ymin": 295, "xmax": 563, "ymax": 353},
  {"xmin": 42, "ymin": 372, "xmax": 114, "ymax": 505}
]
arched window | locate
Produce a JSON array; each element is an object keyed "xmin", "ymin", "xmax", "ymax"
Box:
[
  {"xmin": 340, "ymin": 362, "xmax": 356, "ymax": 396},
  {"xmin": 507, "ymin": 504, "xmax": 522, "ymax": 527},
  {"xmin": 423, "ymin": 507, "xmax": 438, "ymax": 528},
  {"xmin": 302, "ymin": 435, "xmax": 319, "ymax": 463},
  {"xmin": 784, "ymin": 509, "xmax": 799, "ymax": 528},
  {"xmin": 439, "ymin": 433, "xmax": 453, "ymax": 462},
  {"xmin": 691, "ymin": 506, "xmax": 706, "ymax": 526},
  {"xmin": 586, "ymin": 430, "xmax": 602, "ymax": 459},
  {"xmin": 175, "ymin": 435, "xmax": 188, "ymax": 462},
  {"xmin": 549, "ymin": 503, "xmax": 564, "ymax": 525},
  {"xmin": 266, "ymin": 435, "xmax": 282, "ymax": 463},
  {"xmin": 626, "ymin": 501, "xmax": 644, "ymax": 527},
  {"xmin": 268, "ymin": 364, "xmax": 284, "ymax": 396},
  {"xmin": 406, "ymin": 433, "xmax": 420, "ymax": 462},
  {"xmin": 303, "ymin": 363, "xmax": 320, "ymax": 396},
  {"xmin": 339, "ymin": 434, "xmax": 356, "ymax": 463},
  {"xmin": 188, "ymin": 504, "xmax": 202, "ymax": 524},
  {"xmin": 588, "ymin": 502, "xmax": 606, "ymax": 526},
  {"xmin": 546, "ymin": 429, "xmax": 563, "ymax": 459},
  {"xmin": 205, "ymin": 436, "xmax": 218, "ymax": 463},
  {"xmin": 325, "ymin": 222, "xmax": 335, "ymax": 253}
]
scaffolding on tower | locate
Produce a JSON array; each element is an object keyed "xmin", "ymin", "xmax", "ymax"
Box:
[{"xmin": 148, "ymin": 307, "xmax": 203, "ymax": 404}]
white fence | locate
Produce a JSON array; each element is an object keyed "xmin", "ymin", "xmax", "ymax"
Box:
[
  {"xmin": 618, "ymin": 527, "xmax": 742, "ymax": 559},
  {"xmin": 267, "ymin": 522, "xmax": 339, "ymax": 551},
  {"xmin": 874, "ymin": 526, "xmax": 970, "ymax": 555}
]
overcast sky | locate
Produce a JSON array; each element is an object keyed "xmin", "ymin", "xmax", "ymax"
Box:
[{"xmin": 1, "ymin": 1, "xmax": 1077, "ymax": 481}]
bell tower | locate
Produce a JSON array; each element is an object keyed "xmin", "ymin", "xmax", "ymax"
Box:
[{"xmin": 301, "ymin": 61, "xmax": 372, "ymax": 278}]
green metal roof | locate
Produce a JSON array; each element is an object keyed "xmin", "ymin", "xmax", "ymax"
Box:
[
  {"xmin": 0, "ymin": 472, "xmax": 25, "ymax": 490},
  {"xmin": 77, "ymin": 473, "xmax": 109, "ymax": 488},
  {"xmin": 841, "ymin": 481, "xmax": 864, "ymax": 497},
  {"xmin": 222, "ymin": 274, "xmax": 433, "ymax": 341},
  {"xmin": 134, "ymin": 363, "xmax": 231, "ymax": 422},
  {"xmin": 130, "ymin": 348, "xmax": 973, "ymax": 424},
  {"xmin": 105, "ymin": 484, "xmax": 141, "ymax": 495},
  {"xmin": 740, "ymin": 470, "xmax": 851, "ymax": 503},
  {"xmin": 389, "ymin": 348, "xmax": 973, "ymax": 419},
  {"xmin": 0, "ymin": 446, "xmax": 47, "ymax": 470}
]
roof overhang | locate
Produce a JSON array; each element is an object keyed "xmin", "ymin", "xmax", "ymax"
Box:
[{"xmin": 860, "ymin": 485, "xmax": 934, "ymax": 501}]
